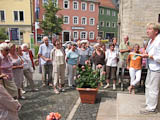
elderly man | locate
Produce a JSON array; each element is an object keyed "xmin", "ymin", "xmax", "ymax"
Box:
[
  {"xmin": 140, "ymin": 23, "xmax": 160, "ymax": 114},
  {"xmin": 118, "ymin": 35, "xmax": 132, "ymax": 90},
  {"xmin": 38, "ymin": 36, "xmax": 53, "ymax": 86}
]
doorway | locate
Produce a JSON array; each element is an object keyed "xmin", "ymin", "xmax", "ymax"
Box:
[
  {"xmin": 63, "ymin": 32, "xmax": 70, "ymax": 42},
  {"xmin": 105, "ymin": 33, "xmax": 114, "ymax": 42}
]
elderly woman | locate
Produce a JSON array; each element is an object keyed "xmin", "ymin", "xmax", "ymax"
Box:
[
  {"xmin": 9, "ymin": 43, "xmax": 25, "ymax": 99},
  {"xmin": 77, "ymin": 40, "xmax": 90, "ymax": 68},
  {"xmin": 21, "ymin": 43, "xmax": 38, "ymax": 92},
  {"xmin": 0, "ymin": 43, "xmax": 18, "ymax": 98},
  {"xmin": 127, "ymin": 44, "xmax": 143, "ymax": 94},
  {"xmin": 92, "ymin": 43, "xmax": 105, "ymax": 82},
  {"xmin": 51, "ymin": 40, "xmax": 66, "ymax": 94},
  {"xmin": 0, "ymin": 83, "xmax": 21, "ymax": 120},
  {"xmin": 66, "ymin": 42, "xmax": 79, "ymax": 88},
  {"xmin": 104, "ymin": 43, "xmax": 119, "ymax": 90},
  {"xmin": 140, "ymin": 23, "xmax": 160, "ymax": 114}
]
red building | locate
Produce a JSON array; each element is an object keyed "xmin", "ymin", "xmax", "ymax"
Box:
[{"xmin": 33, "ymin": 0, "xmax": 100, "ymax": 43}]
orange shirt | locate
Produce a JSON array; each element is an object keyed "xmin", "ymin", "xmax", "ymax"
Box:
[{"xmin": 128, "ymin": 53, "xmax": 142, "ymax": 70}]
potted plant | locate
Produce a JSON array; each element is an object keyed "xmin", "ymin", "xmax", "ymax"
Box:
[{"xmin": 75, "ymin": 64, "xmax": 101, "ymax": 104}]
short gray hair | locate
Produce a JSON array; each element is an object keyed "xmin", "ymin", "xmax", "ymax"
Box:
[
  {"xmin": 0, "ymin": 43, "xmax": 10, "ymax": 51},
  {"xmin": 147, "ymin": 23, "xmax": 160, "ymax": 33},
  {"xmin": 43, "ymin": 36, "xmax": 48, "ymax": 41},
  {"xmin": 21, "ymin": 43, "xmax": 29, "ymax": 50}
]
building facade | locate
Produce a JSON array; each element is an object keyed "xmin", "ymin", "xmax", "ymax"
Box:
[
  {"xmin": 33, "ymin": 0, "xmax": 100, "ymax": 43},
  {"xmin": 57, "ymin": 0, "xmax": 99, "ymax": 43},
  {"xmin": 0, "ymin": 0, "xmax": 32, "ymax": 44},
  {"xmin": 119, "ymin": 0, "xmax": 160, "ymax": 45},
  {"xmin": 98, "ymin": 0, "xmax": 118, "ymax": 41}
]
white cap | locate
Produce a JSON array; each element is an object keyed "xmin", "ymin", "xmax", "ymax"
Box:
[
  {"xmin": 5, "ymin": 40, "xmax": 10, "ymax": 43},
  {"xmin": 94, "ymin": 43, "xmax": 100, "ymax": 48},
  {"xmin": 80, "ymin": 40, "xmax": 88, "ymax": 44}
]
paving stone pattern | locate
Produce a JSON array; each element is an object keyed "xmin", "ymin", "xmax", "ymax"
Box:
[
  {"xmin": 72, "ymin": 94, "xmax": 101, "ymax": 120},
  {"xmin": 19, "ymin": 84, "xmax": 79, "ymax": 120}
]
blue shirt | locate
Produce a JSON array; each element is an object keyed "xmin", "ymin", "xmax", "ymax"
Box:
[
  {"xmin": 67, "ymin": 50, "xmax": 79, "ymax": 65},
  {"xmin": 78, "ymin": 48, "xmax": 90, "ymax": 65},
  {"xmin": 38, "ymin": 43, "xmax": 53, "ymax": 65}
]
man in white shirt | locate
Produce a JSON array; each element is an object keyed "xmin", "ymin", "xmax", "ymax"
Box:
[{"xmin": 38, "ymin": 36, "xmax": 53, "ymax": 86}]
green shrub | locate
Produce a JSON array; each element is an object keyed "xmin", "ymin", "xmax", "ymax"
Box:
[
  {"xmin": 76, "ymin": 65, "xmax": 102, "ymax": 88},
  {"xmin": 34, "ymin": 45, "xmax": 39, "ymax": 58}
]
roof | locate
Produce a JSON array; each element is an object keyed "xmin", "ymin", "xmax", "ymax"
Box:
[
  {"xmin": 81, "ymin": 0, "xmax": 100, "ymax": 3},
  {"xmin": 98, "ymin": 0, "xmax": 116, "ymax": 9}
]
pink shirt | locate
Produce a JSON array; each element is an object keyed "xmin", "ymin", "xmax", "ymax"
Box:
[{"xmin": 0, "ymin": 54, "xmax": 13, "ymax": 80}]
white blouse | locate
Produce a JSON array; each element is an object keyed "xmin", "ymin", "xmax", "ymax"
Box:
[{"xmin": 105, "ymin": 49, "xmax": 119, "ymax": 67}]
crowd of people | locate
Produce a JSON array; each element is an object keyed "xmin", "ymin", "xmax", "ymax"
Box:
[{"xmin": 0, "ymin": 22, "xmax": 160, "ymax": 119}]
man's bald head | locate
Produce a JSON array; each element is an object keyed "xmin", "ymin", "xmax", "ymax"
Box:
[{"xmin": 43, "ymin": 36, "xmax": 49, "ymax": 46}]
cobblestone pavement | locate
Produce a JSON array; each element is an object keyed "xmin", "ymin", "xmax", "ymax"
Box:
[
  {"xmin": 18, "ymin": 67, "xmax": 145, "ymax": 120},
  {"xmin": 19, "ymin": 84, "xmax": 79, "ymax": 120},
  {"xmin": 72, "ymin": 94, "xmax": 101, "ymax": 120}
]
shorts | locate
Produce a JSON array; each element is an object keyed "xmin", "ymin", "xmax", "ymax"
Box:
[{"xmin": 106, "ymin": 66, "xmax": 117, "ymax": 80}]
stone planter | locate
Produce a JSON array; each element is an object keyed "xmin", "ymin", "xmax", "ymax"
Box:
[{"xmin": 76, "ymin": 88, "xmax": 98, "ymax": 104}]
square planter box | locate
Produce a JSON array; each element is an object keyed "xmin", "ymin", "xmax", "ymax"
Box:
[{"xmin": 76, "ymin": 88, "xmax": 98, "ymax": 104}]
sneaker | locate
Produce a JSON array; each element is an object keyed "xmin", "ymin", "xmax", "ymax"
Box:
[
  {"xmin": 48, "ymin": 83, "xmax": 53, "ymax": 87},
  {"xmin": 19, "ymin": 96, "xmax": 26, "ymax": 100},
  {"xmin": 54, "ymin": 89, "xmax": 59, "ymax": 94},
  {"xmin": 113, "ymin": 84, "xmax": 116, "ymax": 90},
  {"xmin": 21, "ymin": 89, "xmax": 26, "ymax": 94},
  {"xmin": 42, "ymin": 83, "xmax": 46, "ymax": 87},
  {"xmin": 61, "ymin": 88, "xmax": 65, "ymax": 92},
  {"xmin": 104, "ymin": 84, "xmax": 110, "ymax": 89},
  {"xmin": 59, "ymin": 88, "xmax": 65, "ymax": 92},
  {"xmin": 140, "ymin": 110, "xmax": 157, "ymax": 115}
]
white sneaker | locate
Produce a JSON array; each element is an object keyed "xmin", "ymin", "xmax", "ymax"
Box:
[
  {"xmin": 113, "ymin": 84, "xmax": 116, "ymax": 90},
  {"xmin": 54, "ymin": 89, "xmax": 59, "ymax": 94},
  {"xmin": 104, "ymin": 84, "xmax": 109, "ymax": 89}
]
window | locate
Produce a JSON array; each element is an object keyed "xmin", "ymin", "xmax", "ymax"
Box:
[
  {"xmin": 80, "ymin": 31, "xmax": 87, "ymax": 39},
  {"xmin": 43, "ymin": 0, "xmax": 58, "ymax": 6},
  {"xmin": 89, "ymin": 32, "xmax": 94, "ymax": 40},
  {"xmin": 100, "ymin": 21, "xmax": 104, "ymax": 27},
  {"xmin": 42, "ymin": 0, "xmax": 48, "ymax": 4},
  {"xmin": 63, "ymin": 16, "xmax": 69, "ymax": 24},
  {"xmin": 14, "ymin": 11, "xmax": 18, "ymax": 21},
  {"xmin": 112, "ymin": 22, "xmax": 116, "ymax": 28},
  {"xmin": 100, "ymin": 8, "xmax": 104, "ymax": 15},
  {"xmin": 73, "ymin": 16, "xmax": 79, "ymax": 24},
  {"xmin": 106, "ymin": 9, "xmax": 110, "ymax": 16},
  {"xmin": 89, "ymin": 3, "xmax": 95, "ymax": 12},
  {"xmin": 19, "ymin": 11, "xmax": 24, "ymax": 21},
  {"xmin": 89, "ymin": 18, "xmax": 95, "ymax": 25},
  {"xmin": 9, "ymin": 28, "xmax": 19, "ymax": 40},
  {"xmin": 81, "ymin": 17, "xmax": 87, "ymax": 25},
  {"xmin": 73, "ymin": 31, "xmax": 78, "ymax": 39},
  {"xmin": 81, "ymin": 2, "xmax": 87, "ymax": 11},
  {"xmin": 98, "ymin": 32, "xmax": 103, "ymax": 38},
  {"xmin": 73, "ymin": 1, "xmax": 78, "ymax": 10},
  {"xmin": 13, "ymin": 11, "xmax": 24, "ymax": 22},
  {"xmin": 63, "ymin": 0, "xmax": 69, "ymax": 9},
  {"xmin": 158, "ymin": 14, "xmax": 160, "ymax": 23},
  {"xmin": 0, "ymin": 10, "xmax": 5, "ymax": 21},
  {"xmin": 106, "ymin": 21, "xmax": 110, "ymax": 27},
  {"xmin": 112, "ymin": 11, "xmax": 116, "ymax": 16}
]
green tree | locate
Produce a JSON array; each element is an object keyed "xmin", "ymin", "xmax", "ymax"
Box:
[
  {"xmin": 0, "ymin": 28, "xmax": 8, "ymax": 41},
  {"xmin": 40, "ymin": 0, "xmax": 63, "ymax": 39}
]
